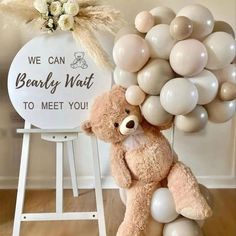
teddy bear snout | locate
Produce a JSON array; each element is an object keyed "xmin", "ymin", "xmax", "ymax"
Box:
[{"xmin": 119, "ymin": 115, "xmax": 139, "ymax": 135}]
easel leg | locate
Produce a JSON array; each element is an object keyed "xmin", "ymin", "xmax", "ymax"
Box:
[
  {"xmin": 56, "ymin": 142, "xmax": 64, "ymax": 213},
  {"xmin": 91, "ymin": 136, "xmax": 106, "ymax": 236},
  {"xmin": 66, "ymin": 141, "xmax": 79, "ymax": 197},
  {"xmin": 12, "ymin": 122, "xmax": 31, "ymax": 236}
]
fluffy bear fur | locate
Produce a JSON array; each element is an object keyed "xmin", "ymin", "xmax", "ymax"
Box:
[{"xmin": 82, "ymin": 86, "xmax": 212, "ymax": 236}]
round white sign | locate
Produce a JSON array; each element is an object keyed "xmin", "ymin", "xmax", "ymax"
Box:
[{"xmin": 8, "ymin": 32, "xmax": 112, "ymax": 129}]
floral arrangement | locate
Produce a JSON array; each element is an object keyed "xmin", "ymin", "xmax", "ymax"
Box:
[{"xmin": 0, "ymin": 0, "xmax": 124, "ymax": 69}]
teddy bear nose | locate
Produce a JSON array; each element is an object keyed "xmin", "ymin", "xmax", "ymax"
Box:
[{"xmin": 126, "ymin": 120, "xmax": 135, "ymax": 129}]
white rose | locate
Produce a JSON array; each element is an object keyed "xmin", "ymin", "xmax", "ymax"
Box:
[
  {"xmin": 34, "ymin": 0, "xmax": 48, "ymax": 14},
  {"xmin": 49, "ymin": 1, "xmax": 62, "ymax": 16},
  {"xmin": 63, "ymin": 1, "xmax": 79, "ymax": 16},
  {"xmin": 58, "ymin": 14, "xmax": 74, "ymax": 31}
]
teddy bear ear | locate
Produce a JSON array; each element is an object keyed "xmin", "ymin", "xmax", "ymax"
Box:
[{"xmin": 81, "ymin": 120, "xmax": 94, "ymax": 136}]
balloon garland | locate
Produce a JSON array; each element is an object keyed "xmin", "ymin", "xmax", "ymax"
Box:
[{"xmin": 113, "ymin": 4, "xmax": 236, "ymax": 133}]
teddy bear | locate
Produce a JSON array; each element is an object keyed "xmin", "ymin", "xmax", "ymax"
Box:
[{"xmin": 82, "ymin": 85, "xmax": 212, "ymax": 236}]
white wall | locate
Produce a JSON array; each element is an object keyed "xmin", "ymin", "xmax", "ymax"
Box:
[{"xmin": 0, "ymin": 0, "xmax": 235, "ymax": 189}]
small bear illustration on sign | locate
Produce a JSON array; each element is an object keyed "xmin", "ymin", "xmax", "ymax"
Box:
[{"xmin": 71, "ymin": 52, "xmax": 88, "ymax": 69}]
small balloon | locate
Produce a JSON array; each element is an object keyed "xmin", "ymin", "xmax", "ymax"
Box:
[
  {"xmin": 213, "ymin": 21, "xmax": 235, "ymax": 38},
  {"xmin": 163, "ymin": 217, "xmax": 203, "ymax": 236},
  {"xmin": 137, "ymin": 59, "xmax": 174, "ymax": 95},
  {"xmin": 160, "ymin": 78, "xmax": 199, "ymax": 115},
  {"xmin": 177, "ymin": 4, "xmax": 214, "ymax": 39},
  {"xmin": 150, "ymin": 6, "xmax": 176, "ymax": 25},
  {"xmin": 150, "ymin": 188, "xmax": 179, "ymax": 223},
  {"xmin": 219, "ymin": 82, "xmax": 236, "ymax": 101},
  {"xmin": 145, "ymin": 24, "xmax": 176, "ymax": 60},
  {"xmin": 135, "ymin": 11, "xmax": 155, "ymax": 33},
  {"xmin": 205, "ymin": 98, "xmax": 236, "ymax": 123},
  {"xmin": 170, "ymin": 39, "xmax": 208, "ymax": 76},
  {"xmin": 212, "ymin": 64, "xmax": 236, "ymax": 85},
  {"xmin": 113, "ymin": 67, "xmax": 138, "ymax": 89},
  {"xmin": 188, "ymin": 70, "xmax": 219, "ymax": 105},
  {"xmin": 113, "ymin": 34, "xmax": 150, "ymax": 72},
  {"xmin": 170, "ymin": 16, "xmax": 193, "ymax": 40},
  {"xmin": 125, "ymin": 85, "xmax": 146, "ymax": 106},
  {"xmin": 203, "ymin": 32, "xmax": 236, "ymax": 70},
  {"xmin": 119, "ymin": 188, "xmax": 127, "ymax": 206},
  {"xmin": 142, "ymin": 96, "xmax": 173, "ymax": 126},
  {"xmin": 175, "ymin": 106, "xmax": 208, "ymax": 133},
  {"xmin": 115, "ymin": 25, "xmax": 144, "ymax": 42}
]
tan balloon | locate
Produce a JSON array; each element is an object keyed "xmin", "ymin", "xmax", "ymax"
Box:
[
  {"xmin": 135, "ymin": 11, "xmax": 155, "ymax": 33},
  {"xmin": 142, "ymin": 96, "xmax": 173, "ymax": 126},
  {"xmin": 188, "ymin": 70, "xmax": 219, "ymax": 105},
  {"xmin": 170, "ymin": 39, "xmax": 208, "ymax": 76},
  {"xmin": 163, "ymin": 218, "xmax": 203, "ymax": 236},
  {"xmin": 213, "ymin": 21, "xmax": 235, "ymax": 38},
  {"xmin": 177, "ymin": 4, "xmax": 214, "ymax": 39},
  {"xmin": 175, "ymin": 106, "xmax": 208, "ymax": 133},
  {"xmin": 115, "ymin": 25, "xmax": 144, "ymax": 42},
  {"xmin": 203, "ymin": 32, "xmax": 236, "ymax": 70},
  {"xmin": 137, "ymin": 59, "xmax": 174, "ymax": 95},
  {"xmin": 150, "ymin": 6, "xmax": 176, "ymax": 25},
  {"xmin": 170, "ymin": 16, "xmax": 193, "ymax": 40},
  {"xmin": 113, "ymin": 34, "xmax": 150, "ymax": 73},
  {"xmin": 125, "ymin": 85, "xmax": 146, "ymax": 106},
  {"xmin": 114, "ymin": 67, "xmax": 138, "ymax": 89},
  {"xmin": 205, "ymin": 98, "xmax": 236, "ymax": 123},
  {"xmin": 142, "ymin": 217, "xmax": 163, "ymax": 236},
  {"xmin": 145, "ymin": 24, "xmax": 176, "ymax": 59},
  {"xmin": 219, "ymin": 82, "xmax": 236, "ymax": 101}
]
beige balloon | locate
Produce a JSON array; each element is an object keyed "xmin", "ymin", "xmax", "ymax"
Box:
[
  {"xmin": 188, "ymin": 70, "xmax": 219, "ymax": 105},
  {"xmin": 177, "ymin": 4, "xmax": 214, "ymax": 39},
  {"xmin": 213, "ymin": 21, "xmax": 235, "ymax": 38},
  {"xmin": 203, "ymin": 32, "xmax": 236, "ymax": 70},
  {"xmin": 115, "ymin": 25, "xmax": 144, "ymax": 42},
  {"xmin": 163, "ymin": 217, "xmax": 203, "ymax": 236},
  {"xmin": 135, "ymin": 11, "xmax": 155, "ymax": 33},
  {"xmin": 142, "ymin": 96, "xmax": 173, "ymax": 126},
  {"xmin": 145, "ymin": 24, "xmax": 176, "ymax": 59},
  {"xmin": 170, "ymin": 16, "xmax": 193, "ymax": 40},
  {"xmin": 150, "ymin": 6, "xmax": 176, "ymax": 25},
  {"xmin": 205, "ymin": 98, "xmax": 236, "ymax": 123},
  {"xmin": 170, "ymin": 39, "xmax": 208, "ymax": 76},
  {"xmin": 125, "ymin": 85, "xmax": 146, "ymax": 106},
  {"xmin": 219, "ymin": 82, "xmax": 236, "ymax": 101},
  {"xmin": 113, "ymin": 34, "xmax": 150, "ymax": 72},
  {"xmin": 138, "ymin": 59, "xmax": 174, "ymax": 95},
  {"xmin": 114, "ymin": 67, "xmax": 138, "ymax": 89}
]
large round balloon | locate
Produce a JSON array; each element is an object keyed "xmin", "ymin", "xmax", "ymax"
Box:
[
  {"xmin": 114, "ymin": 25, "xmax": 144, "ymax": 42},
  {"xmin": 135, "ymin": 11, "xmax": 155, "ymax": 33},
  {"xmin": 145, "ymin": 24, "xmax": 176, "ymax": 59},
  {"xmin": 188, "ymin": 70, "xmax": 219, "ymax": 105},
  {"xmin": 113, "ymin": 67, "xmax": 138, "ymax": 89},
  {"xmin": 142, "ymin": 96, "xmax": 173, "ymax": 126},
  {"xmin": 213, "ymin": 21, "xmax": 235, "ymax": 38},
  {"xmin": 160, "ymin": 78, "xmax": 199, "ymax": 115},
  {"xmin": 113, "ymin": 34, "xmax": 150, "ymax": 72},
  {"xmin": 150, "ymin": 6, "xmax": 176, "ymax": 25},
  {"xmin": 205, "ymin": 98, "xmax": 236, "ymax": 123},
  {"xmin": 163, "ymin": 217, "xmax": 203, "ymax": 236},
  {"xmin": 137, "ymin": 59, "xmax": 174, "ymax": 95},
  {"xmin": 212, "ymin": 64, "xmax": 236, "ymax": 85},
  {"xmin": 150, "ymin": 188, "xmax": 179, "ymax": 223},
  {"xmin": 177, "ymin": 4, "xmax": 214, "ymax": 39},
  {"xmin": 175, "ymin": 106, "xmax": 208, "ymax": 132},
  {"xmin": 203, "ymin": 32, "xmax": 236, "ymax": 70},
  {"xmin": 125, "ymin": 85, "xmax": 146, "ymax": 106},
  {"xmin": 170, "ymin": 39, "xmax": 208, "ymax": 76}
]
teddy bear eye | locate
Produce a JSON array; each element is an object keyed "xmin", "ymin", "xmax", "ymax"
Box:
[
  {"xmin": 114, "ymin": 122, "xmax": 119, "ymax": 128},
  {"xmin": 125, "ymin": 109, "xmax": 130, "ymax": 114}
]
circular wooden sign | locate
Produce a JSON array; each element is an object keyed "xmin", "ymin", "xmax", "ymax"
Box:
[{"xmin": 8, "ymin": 32, "xmax": 111, "ymax": 129}]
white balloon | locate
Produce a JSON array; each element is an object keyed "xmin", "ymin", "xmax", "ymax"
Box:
[
  {"xmin": 160, "ymin": 78, "xmax": 199, "ymax": 115},
  {"xmin": 188, "ymin": 70, "xmax": 219, "ymax": 105},
  {"xmin": 145, "ymin": 24, "xmax": 176, "ymax": 60},
  {"xmin": 150, "ymin": 6, "xmax": 176, "ymax": 25},
  {"xmin": 125, "ymin": 85, "xmax": 146, "ymax": 106},
  {"xmin": 151, "ymin": 188, "xmax": 179, "ymax": 223}
]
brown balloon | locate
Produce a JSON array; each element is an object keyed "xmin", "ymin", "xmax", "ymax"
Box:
[
  {"xmin": 213, "ymin": 20, "xmax": 235, "ymax": 38},
  {"xmin": 219, "ymin": 82, "xmax": 236, "ymax": 101},
  {"xmin": 170, "ymin": 16, "xmax": 193, "ymax": 40}
]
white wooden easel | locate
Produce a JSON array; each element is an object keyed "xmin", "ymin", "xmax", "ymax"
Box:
[{"xmin": 12, "ymin": 121, "xmax": 106, "ymax": 236}]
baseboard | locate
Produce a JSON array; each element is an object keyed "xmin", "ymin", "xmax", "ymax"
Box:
[{"xmin": 0, "ymin": 175, "xmax": 235, "ymax": 189}]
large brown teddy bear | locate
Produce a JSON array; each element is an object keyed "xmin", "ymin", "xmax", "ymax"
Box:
[{"xmin": 82, "ymin": 86, "xmax": 212, "ymax": 236}]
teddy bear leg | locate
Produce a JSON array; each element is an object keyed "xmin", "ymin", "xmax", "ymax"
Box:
[
  {"xmin": 117, "ymin": 181, "xmax": 157, "ymax": 236},
  {"xmin": 167, "ymin": 161, "xmax": 212, "ymax": 220}
]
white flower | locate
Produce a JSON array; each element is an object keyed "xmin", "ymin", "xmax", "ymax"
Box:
[
  {"xmin": 63, "ymin": 1, "xmax": 79, "ymax": 16},
  {"xmin": 58, "ymin": 14, "xmax": 74, "ymax": 31},
  {"xmin": 34, "ymin": 0, "xmax": 48, "ymax": 14},
  {"xmin": 47, "ymin": 18, "xmax": 54, "ymax": 28},
  {"xmin": 60, "ymin": 0, "xmax": 68, "ymax": 3},
  {"xmin": 49, "ymin": 1, "xmax": 62, "ymax": 16}
]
